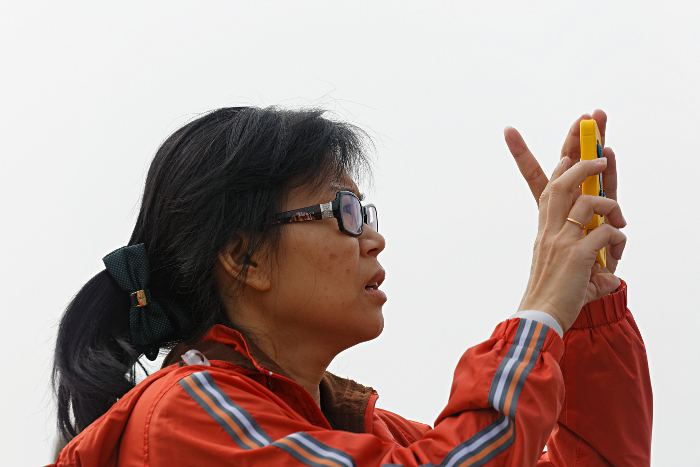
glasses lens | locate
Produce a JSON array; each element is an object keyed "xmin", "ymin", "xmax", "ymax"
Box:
[
  {"xmin": 365, "ymin": 205, "xmax": 378, "ymax": 232},
  {"xmin": 341, "ymin": 193, "xmax": 362, "ymax": 234}
]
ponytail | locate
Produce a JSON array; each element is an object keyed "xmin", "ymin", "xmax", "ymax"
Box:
[{"xmin": 53, "ymin": 270, "xmax": 136, "ymax": 440}]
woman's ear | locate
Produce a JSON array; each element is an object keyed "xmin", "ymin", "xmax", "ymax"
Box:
[{"xmin": 218, "ymin": 235, "xmax": 271, "ymax": 292}]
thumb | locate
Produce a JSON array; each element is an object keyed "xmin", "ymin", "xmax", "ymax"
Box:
[{"xmin": 589, "ymin": 273, "xmax": 621, "ymax": 302}]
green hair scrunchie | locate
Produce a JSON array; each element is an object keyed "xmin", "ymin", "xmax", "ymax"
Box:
[{"xmin": 102, "ymin": 244, "xmax": 175, "ymax": 353}]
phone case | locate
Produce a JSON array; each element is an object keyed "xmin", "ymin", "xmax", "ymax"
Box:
[{"xmin": 580, "ymin": 119, "xmax": 606, "ymax": 269}]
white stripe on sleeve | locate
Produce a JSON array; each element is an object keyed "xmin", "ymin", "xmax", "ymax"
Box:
[{"xmin": 508, "ymin": 310, "xmax": 563, "ymax": 338}]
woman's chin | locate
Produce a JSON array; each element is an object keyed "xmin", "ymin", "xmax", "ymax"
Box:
[
  {"xmin": 332, "ymin": 310, "xmax": 384, "ymax": 351},
  {"xmin": 358, "ymin": 309, "xmax": 385, "ymax": 342}
]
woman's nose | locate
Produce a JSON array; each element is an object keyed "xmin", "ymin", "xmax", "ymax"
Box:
[{"xmin": 360, "ymin": 224, "xmax": 385, "ymax": 257}]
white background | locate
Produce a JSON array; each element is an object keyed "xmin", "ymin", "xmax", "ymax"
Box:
[{"xmin": 1, "ymin": 1, "xmax": 698, "ymax": 465}]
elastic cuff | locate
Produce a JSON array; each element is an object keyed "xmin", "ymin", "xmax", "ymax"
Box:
[
  {"xmin": 508, "ymin": 310, "xmax": 563, "ymax": 338},
  {"xmin": 569, "ymin": 279, "xmax": 628, "ymax": 330}
]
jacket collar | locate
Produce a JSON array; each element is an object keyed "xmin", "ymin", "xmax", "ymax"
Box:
[{"xmin": 162, "ymin": 324, "xmax": 375, "ymax": 434}]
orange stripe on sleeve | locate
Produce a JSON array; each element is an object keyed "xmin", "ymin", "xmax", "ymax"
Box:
[
  {"xmin": 461, "ymin": 422, "xmax": 514, "ymax": 467},
  {"xmin": 502, "ymin": 322, "xmax": 543, "ymax": 418},
  {"xmin": 182, "ymin": 376, "xmax": 260, "ymax": 450},
  {"xmin": 276, "ymin": 438, "xmax": 344, "ymax": 467}
]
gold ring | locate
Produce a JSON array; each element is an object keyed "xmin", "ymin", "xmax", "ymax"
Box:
[{"xmin": 566, "ymin": 217, "xmax": 585, "ymax": 230}]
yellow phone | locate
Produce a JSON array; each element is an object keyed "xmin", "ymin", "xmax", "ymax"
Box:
[{"xmin": 580, "ymin": 119, "xmax": 606, "ymax": 269}]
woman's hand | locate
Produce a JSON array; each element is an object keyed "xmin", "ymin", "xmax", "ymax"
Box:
[
  {"xmin": 517, "ymin": 156, "xmax": 627, "ymax": 332},
  {"xmin": 505, "ymin": 110, "xmax": 621, "ymax": 275}
]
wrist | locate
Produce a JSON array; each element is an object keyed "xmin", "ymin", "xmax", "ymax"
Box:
[
  {"xmin": 518, "ymin": 303, "xmax": 568, "ymax": 333},
  {"xmin": 510, "ymin": 310, "xmax": 564, "ymax": 337},
  {"xmin": 547, "ymin": 311, "xmax": 567, "ymax": 334}
]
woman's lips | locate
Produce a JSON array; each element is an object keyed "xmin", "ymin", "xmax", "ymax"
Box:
[
  {"xmin": 365, "ymin": 268, "xmax": 386, "ymax": 302},
  {"xmin": 365, "ymin": 285, "xmax": 387, "ymax": 302}
]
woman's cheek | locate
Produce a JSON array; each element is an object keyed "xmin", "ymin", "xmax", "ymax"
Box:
[{"xmin": 309, "ymin": 245, "xmax": 355, "ymax": 303}]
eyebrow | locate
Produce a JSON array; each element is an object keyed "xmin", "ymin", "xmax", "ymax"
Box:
[{"xmin": 330, "ymin": 182, "xmax": 364, "ymax": 201}]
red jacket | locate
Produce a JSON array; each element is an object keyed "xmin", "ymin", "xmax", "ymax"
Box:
[{"xmin": 51, "ymin": 280, "xmax": 652, "ymax": 466}]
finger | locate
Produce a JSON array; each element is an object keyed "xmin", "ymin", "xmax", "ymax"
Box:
[
  {"xmin": 602, "ymin": 146, "xmax": 618, "ymax": 202},
  {"xmin": 550, "ymin": 156, "xmax": 570, "ymax": 182},
  {"xmin": 603, "ymin": 254, "xmax": 619, "ymax": 275},
  {"xmin": 591, "ymin": 109, "xmax": 608, "ymax": 148},
  {"xmin": 541, "ymin": 155, "xmax": 571, "ymax": 204},
  {"xmin": 590, "ymin": 262, "xmax": 601, "ymax": 281},
  {"xmin": 537, "ymin": 156, "xmax": 571, "ymax": 225},
  {"xmin": 504, "ymin": 126, "xmax": 549, "ymax": 203},
  {"xmin": 567, "ymin": 194, "xmax": 627, "ymax": 232},
  {"xmin": 546, "ymin": 158, "xmax": 608, "ymax": 228},
  {"xmin": 571, "ymin": 188, "xmax": 582, "ymax": 206},
  {"xmin": 560, "ymin": 113, "xmax": 591, "ymax": 164},
  {"xmin": 583, "ymin": 223, "xmax": 627, "ymax": 261}
]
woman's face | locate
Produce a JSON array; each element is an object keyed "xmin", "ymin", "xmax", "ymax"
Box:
[{"xmin": 261, "ymin": 174, "xmax": 386, "ymax": 354}]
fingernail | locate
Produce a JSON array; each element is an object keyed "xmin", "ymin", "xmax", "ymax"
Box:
[{"xmin": 597, "ymin": 157, "xmax": 607, "ymax": 164}]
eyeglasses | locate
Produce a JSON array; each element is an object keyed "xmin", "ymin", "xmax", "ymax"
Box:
[{"xmin": 273, "ymin": 191, "xmax": 378, "ymax": 237}]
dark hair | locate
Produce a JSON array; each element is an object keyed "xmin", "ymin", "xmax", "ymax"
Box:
[{"xmin": 53, "ymin": 107, "xmax": 372, "ymax": 440}]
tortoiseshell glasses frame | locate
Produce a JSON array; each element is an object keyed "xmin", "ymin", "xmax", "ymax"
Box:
[{"xmin": 272, "ymin": 191, "xmax": 378, "ymax": 237}]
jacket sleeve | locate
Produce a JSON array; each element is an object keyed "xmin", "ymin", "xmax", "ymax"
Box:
[
  {"xmin": 146, "ymin": 317, "xmax": 566, "ymax": 467},
  {"xmin": 538, "ymin": 280, "xmax": 653, "ymax": 466}
]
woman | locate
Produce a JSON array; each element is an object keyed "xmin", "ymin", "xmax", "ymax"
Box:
[{"xmin": 51, "ymin": 107, "xmax": 651, "ymax": 466}]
